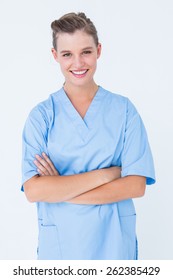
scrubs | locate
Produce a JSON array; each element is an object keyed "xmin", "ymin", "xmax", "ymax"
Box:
[{"xmin": 22, "ymin": 86, "xmax": 155, "ymax": 260}]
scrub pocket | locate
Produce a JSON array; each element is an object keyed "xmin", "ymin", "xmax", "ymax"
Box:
[
  {"xmin": 37, "ymin": 224, "xmax": 61, "ymax": 260},
  {"xmin": 120, "ymin": 213, "xmax": 138, "ymax": 260}
]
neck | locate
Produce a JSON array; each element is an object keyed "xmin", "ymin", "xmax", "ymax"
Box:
[{"xmin": 63, "ymin": 81, "xmax": 98, "ymax": 101}]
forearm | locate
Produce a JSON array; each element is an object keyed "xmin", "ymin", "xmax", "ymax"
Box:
[
  {"xmin": 67, "ymin": 176, "xmax": 146, "ymax": 205},
  {"xmin": 24, "ymin": 167, "xmax": 120, "ymax": 203}
]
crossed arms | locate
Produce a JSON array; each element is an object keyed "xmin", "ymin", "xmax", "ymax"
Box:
[{"xmin": 24, "ymin": 153, "xmax": 146, "ymax": 204}]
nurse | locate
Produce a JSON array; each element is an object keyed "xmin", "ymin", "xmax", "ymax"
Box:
[{"xmin": 22, "ymin": 12, "xmax": 155, "ymax": 260}]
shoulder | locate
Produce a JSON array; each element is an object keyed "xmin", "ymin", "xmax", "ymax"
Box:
[
  {"xmin": 100, "ymin": 86, "xmax": 137, "ymax": 114},
  {"xmin": 27, "ymin": 88, "xmax": 63, "ymax": 124}
]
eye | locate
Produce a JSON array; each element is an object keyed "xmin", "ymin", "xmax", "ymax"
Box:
[
  {"xmin": 62, "ymin": 53, "xmax": 72, "ymax": 57},
  {"xmin": 82, "ymin": 50, "xmax": 92, "ymax": 55}
]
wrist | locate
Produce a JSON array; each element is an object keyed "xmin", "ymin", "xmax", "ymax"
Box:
[{"xmin": 99, "ymin": 168, "xmax": 112, "ymax": 185}]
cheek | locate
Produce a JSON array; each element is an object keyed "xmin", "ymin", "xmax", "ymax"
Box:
[
  {"xmin": 59, "ymin": 60, "xmax": 70, "ymax": 72},
  {"xmin": 87, "ymin": 56, "xmax": 97, "ymax": 66},
  {"xmin": 87, "ymin": 58, "xmax": 97, "ymax": 71}
]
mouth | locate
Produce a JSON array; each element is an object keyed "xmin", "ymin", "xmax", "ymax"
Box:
[{"xmin": 70, "ymin": 69, "xmax": 89, "ymax": 78}]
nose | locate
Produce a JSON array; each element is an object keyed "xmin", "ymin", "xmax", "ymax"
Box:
[{"xmin": 72, "ymin": 55, "xmax": 84, "ymax": 69}]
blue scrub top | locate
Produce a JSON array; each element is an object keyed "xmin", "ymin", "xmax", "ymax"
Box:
[{"xmin": 22, "ymin": 86, "xmax": 155, "ymax": 260}]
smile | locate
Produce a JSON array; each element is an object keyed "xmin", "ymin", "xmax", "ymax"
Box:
[{"xmin": 70, "ymin": 69, "xmax": 88, "ymax": 77}]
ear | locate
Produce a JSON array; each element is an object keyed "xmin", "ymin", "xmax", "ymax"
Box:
[
  {"xmin": 97, "ymin": 43, "xmax": 102, "ymax": 59},
  {"xmin": 51, "ymin": 48, "xmax": 59, "ymax": 62}
]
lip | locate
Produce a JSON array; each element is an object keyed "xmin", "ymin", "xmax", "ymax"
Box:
[{"xmin": 70, "ymin": 69, "xmax": 89, "ymax": 78}]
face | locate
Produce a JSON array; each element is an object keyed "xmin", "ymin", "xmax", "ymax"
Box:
[{"xmin": 52, "ymin": 30, "xmax": 101, "ymax": 88}]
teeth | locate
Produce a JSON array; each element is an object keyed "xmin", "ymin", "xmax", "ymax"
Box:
[{"xmin": 72, "ymin": 70, "xmax": 88, "ymax": 75}]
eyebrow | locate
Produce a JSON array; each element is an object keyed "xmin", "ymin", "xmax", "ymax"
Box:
[
  {"xmin": 82, "ymin": 47, "xmax": 94, "ymax": 50},
  {"xmin": 60, "ymin": 47, "xmax": 94, "ymax": 54}
]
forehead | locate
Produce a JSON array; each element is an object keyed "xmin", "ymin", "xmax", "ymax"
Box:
[{"xmin": 56, "ymin": 30, "xmax": 96, "ymax": 51}]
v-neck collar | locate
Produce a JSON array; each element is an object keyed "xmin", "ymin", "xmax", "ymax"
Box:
[{"xmin": 58, "ymin": 86, "xmax": 105, "ymax": 141}]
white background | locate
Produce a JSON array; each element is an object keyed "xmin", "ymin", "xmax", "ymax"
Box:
[{"xmin": 0, "ymin": 0, "xmax": 172, "ymax": 260}]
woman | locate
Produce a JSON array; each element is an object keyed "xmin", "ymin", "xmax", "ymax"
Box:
[{"xmin": 22, "ymin": 12, "xmax": 155, "ymax": 260}]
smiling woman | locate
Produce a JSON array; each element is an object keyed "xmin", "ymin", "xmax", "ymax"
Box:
[
  {"xmin": 22, "ymin": 12, "xmax": 155, "ymax": 260},
  {"xmin": 51, "ymin": 30, "xmax": 101, "ymax": 95}
]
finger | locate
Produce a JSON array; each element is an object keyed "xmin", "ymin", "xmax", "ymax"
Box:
[
  {"xmin": 34, "ymin": 159, "xmax": 50, "ymax": 175},
  {"xmin": 42, "ymin": 152, "xmax": 57, "ymax": 171},
  {"xmin": 42, "ymin": 152, "xmax": 59, "ymax": 175},
  {"xmin": 37, "ymin": 168, "xmax": 46, "ymax": 176},
  {"xmin": 34, "ymin": 159, "xmax": 49, "ymax": 175},
  {"xmin": 35, "ymin": 154, "xmax": 54, "ymax": 175}
]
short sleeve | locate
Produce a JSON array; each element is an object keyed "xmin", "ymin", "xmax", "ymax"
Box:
[
  {"xmin": 21, "ymin": 106, "xmax": 49, "ymax": 191},
  {"xmin": 121, "ymin": 99, "xmax": 156, "ymax": 185}
]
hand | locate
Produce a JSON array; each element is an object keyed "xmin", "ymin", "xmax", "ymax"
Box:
[{"xmin": 34, "ymin": 152, "xmax": 59, "ymax": 176}]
